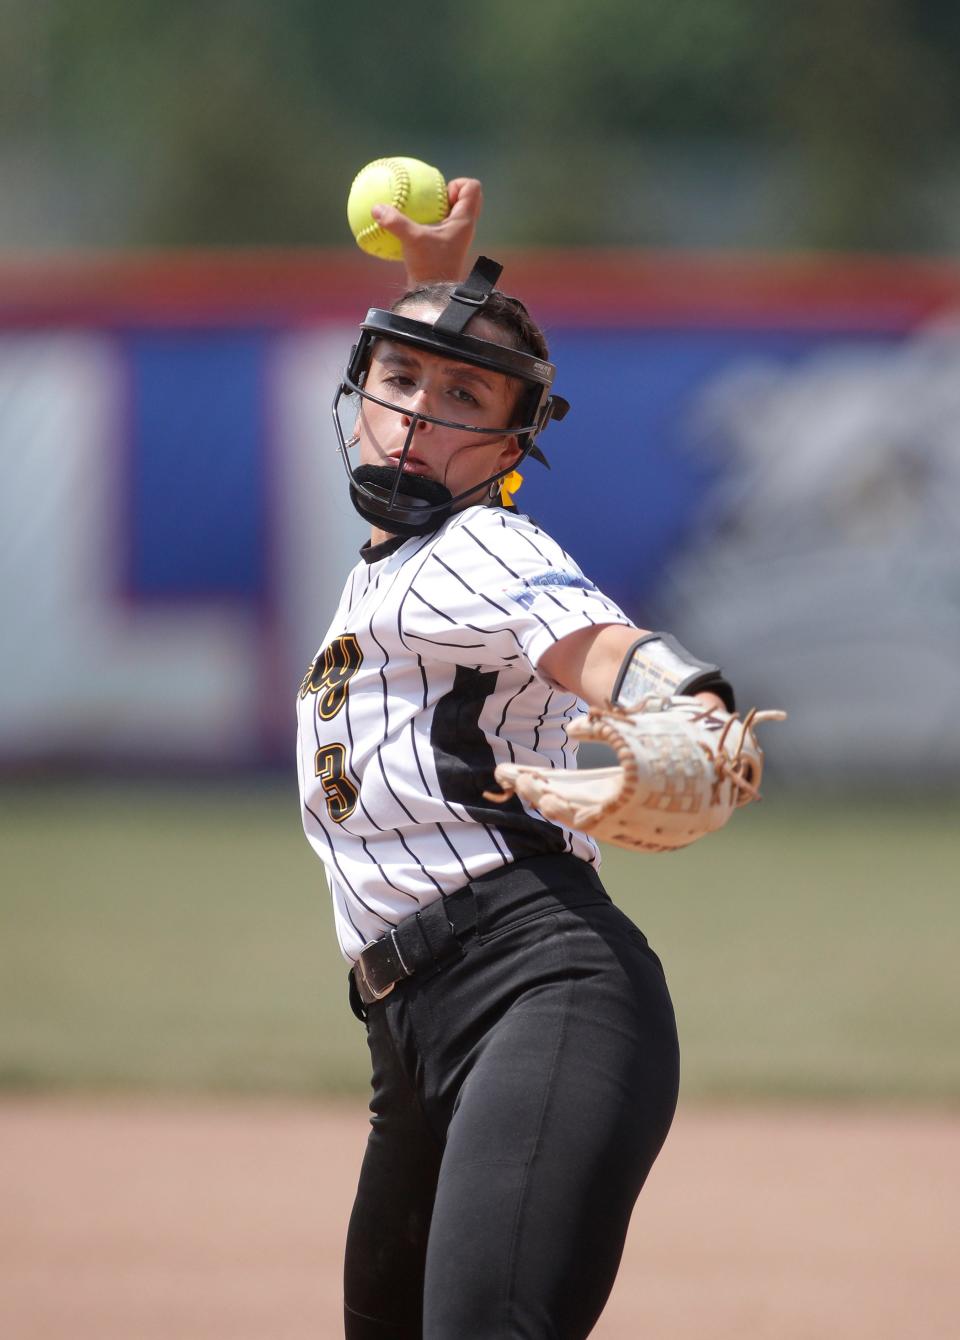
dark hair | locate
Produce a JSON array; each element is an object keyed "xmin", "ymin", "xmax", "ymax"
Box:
[{"xmin": 392, "ymin": 283, "xmax": 550, "ymax": 363}]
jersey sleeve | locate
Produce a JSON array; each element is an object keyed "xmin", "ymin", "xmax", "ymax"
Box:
[{"xmin": 399, "ymin": 509, "xmax": 633, "ymax": 671}]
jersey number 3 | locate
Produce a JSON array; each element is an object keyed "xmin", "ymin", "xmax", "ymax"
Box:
[
  {"xmin": 314, "ymin": 742, "xmax": 359, "ymax": 824},
  {"xmin": 300, "ymin": 634, "xmax": 363, "ymax": 823}
]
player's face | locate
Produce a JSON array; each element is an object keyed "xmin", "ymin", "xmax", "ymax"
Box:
[{"xmin": 357, "ymin": 307, "xmax": 521, "ymax": 509}]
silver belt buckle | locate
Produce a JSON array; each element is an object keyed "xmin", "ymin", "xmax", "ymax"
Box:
[
  {"xmin": 355, "ymin": 929, "xmax": 411, "ymax": 1004},
  {"xmin": 355, "ymin": 953, "xmax": 396, "ymax": 1003}
]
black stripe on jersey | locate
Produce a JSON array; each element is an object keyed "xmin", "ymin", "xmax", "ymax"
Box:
[
  {"xmin": 373, "ymin": 746, "xmax": 446, "ymax": 897},
  {"xmin": 559, "ymin": 698, "xmax": 578, "ymax": 768},
  {"xmin": 460, "ymin": 525, "xmax": 559, "ymax": 645},
  {"xmin": 367, "ymin": 530, "xmax": 433, "ymax": 598},
  {"xmin": 350, "ymin": 813, "xmax": 420, "ymax": 901},
  {"xmin": 408, "ymin": 724, "xmax": 508, "ymax": 877},
  {"xmin": 408, "ymin": 585, "xmax": 526, "ymax": 656},
  {"xmin": 394, "ymin": 525, "xmax": 466, "ymax": 656},
  {"xmin": 514, "ymin": 515, "xmax": 581, "ymax": 571},
  {"xmin": 460, "ymin": 523, "xmax": 523, "ymax": 580},
  {"xmin": 407, "ymin": 586, "xmax": 467, "ymax": 627},
  {"xmin": 325, "ymin": 630, "xmax": 434, "ymax": 902},
  {"xmin": 431, "ymin": 554, "xmax": 533, "ymax": 650},
  {"xmin": 367, "ymin": 613, "xmax": 392, "ymax": 738},
  {"xmin": 406, "ymin": 632, "xmax": 487, "ymax": 651},
  {"xmin": 431, "ymin": 665, "xmax": 567, "ymax": 862},
  {"xmin": 415, "ymin": 653, "xmax": 514, "ymax": 862},
  {"xmin": 496, "ymin": 515, "xmax": 626, "ymax": 623},
  {"xmin": 346, "ymin": 787, "xmax": 427, "ymax": 903},
  {"xmin": 406, "ymin": 723, "xmax": 472, "ymax": 883},
  {"xmin": 304, "ymin": 796, "xmax": 396, "ymax": 934},
  {"xmin": 298, "ymin": 732, "xmax": 365, "ymax": 943},
  {"xmin": 432, "ymin": 554, "xmax": 514, "ymax": 618},
  {"xmin": 492, "ymin": 516, "xmax": 582, "ymax": 614},
  {"xmin": 366, "ymin": 531, "xmax": 452, "ymax": 730},
  {"xmin": 350, "ymin": 563, "xmax": 375, "ymax": 610},
  {"xmin": 533, "ymin": 688, "xmax": 554, "ymax": 753},
  {"xmin": 370, "ymin": 577, "xmax": 504, "ymax": 884},
  {"xmin": 412, "ymin": 655, "xmax": 510, "ymax": 868},
  {"xmin": 496, "ymin": 515, "xmax": 632, "ymax": 627},
  {"xmin": 552, "ymin": 592, "xmax": 630, "ymax": 624},
  {"xmin": 407, "ymin": 585, "xmax": 504, "ymax": 646},
  {"xmin": 493, "ymin": 673, "xmax": 536, "ymax": 764}
]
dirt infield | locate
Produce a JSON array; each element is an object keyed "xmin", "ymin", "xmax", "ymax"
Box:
[{"xmin": 2, "ymin": 1100, "xmax": 957, "ymax": 1339}]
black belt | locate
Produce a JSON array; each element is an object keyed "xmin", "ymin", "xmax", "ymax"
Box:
[
  {"xmin": 349, "ymin": 855, "xmax": 609, "ymax": 1014},
  {"xmin": 351, "ymin": 883, "xmax": 480, "ymax": 1007}
]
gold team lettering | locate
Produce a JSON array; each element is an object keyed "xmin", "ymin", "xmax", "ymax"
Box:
[{"xmin": 300, "ymin": 634, "xmax": 364, "ymax": 823}]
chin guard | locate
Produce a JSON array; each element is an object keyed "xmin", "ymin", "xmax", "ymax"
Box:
[{"xmin": 350, "ymin": 465, "xmax": 453, "ymax": 537}]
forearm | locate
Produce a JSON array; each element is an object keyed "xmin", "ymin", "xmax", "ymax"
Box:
[
  {"xmin": 539, "ymin": 623, "xmax": 730, "ymax": 713},
  {"xmin": 540, "ymin": 624, "xmax": 646, "ymax": 708}
]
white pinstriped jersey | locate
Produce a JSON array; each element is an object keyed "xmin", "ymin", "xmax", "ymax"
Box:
[{"xmin": 296, "ymin": 503, "xmax": 633, "ymax": 962}]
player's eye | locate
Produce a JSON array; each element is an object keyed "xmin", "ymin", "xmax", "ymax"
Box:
[
  {"xmin": 382, "ymin": 372, "xmax": 417, "ymax": 393},
  {"xmin": 450, "ymin": 386, "xmax": 480, "ymax": 407}
]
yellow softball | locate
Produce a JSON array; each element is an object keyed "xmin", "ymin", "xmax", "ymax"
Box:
[{"xmin": 347, "ymin": 157, "xmax": 450, "ymax": 261}]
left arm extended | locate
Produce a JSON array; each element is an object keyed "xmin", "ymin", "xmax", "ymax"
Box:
[
  {"xmin": 539, "ymin": 623, "xmax": 728, "ymax": 715},
  {"xmin": 491, "ymin": 622, "xmax": 784, "ymax": 852}
]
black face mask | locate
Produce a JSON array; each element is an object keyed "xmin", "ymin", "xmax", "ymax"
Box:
[
  {"xmin": 332, "ymin": 256, "xmax": 571, "ymax": 537},
  {"xmin": 333, "ymin": 378, "xmax": 540, "ymax": 537}
]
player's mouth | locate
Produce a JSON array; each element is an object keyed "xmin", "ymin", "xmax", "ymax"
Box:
[{"xmin": 389, "ymin": 453, "xmax": 433, "ymax": 478}]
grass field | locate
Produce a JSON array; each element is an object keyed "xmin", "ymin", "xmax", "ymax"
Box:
[{"xmin": 1, "ymin": 779, "xmax": 957, "ymax": 1102}]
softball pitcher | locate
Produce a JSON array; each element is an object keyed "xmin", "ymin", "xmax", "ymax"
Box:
[{"xmin": 297, "ymin": 183, "xmax": 775, "ymax": 1338}]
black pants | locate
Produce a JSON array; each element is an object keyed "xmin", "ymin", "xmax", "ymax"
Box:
[{"xmin": 343, "ymin": 854, "xmax": 680, "ymax": 1340}]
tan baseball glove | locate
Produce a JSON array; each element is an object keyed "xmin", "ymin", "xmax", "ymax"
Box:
[{"xmin": 485, "ymin": 695, "xmax": 786, "ymax": 853}]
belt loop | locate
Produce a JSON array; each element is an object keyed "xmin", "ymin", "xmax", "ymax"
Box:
[
  {"xmin": 446, "ymin": 885, "xmax": 479, "ymax": 940},
  {"xmin": 416, "ymin": 899, "xmax": 463, "ymax": 966}
]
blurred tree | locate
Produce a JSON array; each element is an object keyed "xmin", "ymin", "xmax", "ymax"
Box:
[
  {"xmin": 1, "ymin": 0, "xmax": 959, "ymax": 250},
  {"xmin": 770, "ymin": 0, "xmax": 954, "ymax": 248}
]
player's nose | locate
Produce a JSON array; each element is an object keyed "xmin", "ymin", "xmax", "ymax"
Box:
[{"xmin": 400, "ymin": 395, "xmax": 435, "ymax": 431}]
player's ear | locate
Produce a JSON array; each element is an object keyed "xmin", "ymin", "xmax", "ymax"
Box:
[{"xmin": 497, "ymin": 435, "xmax": 522, "ymax": 470}]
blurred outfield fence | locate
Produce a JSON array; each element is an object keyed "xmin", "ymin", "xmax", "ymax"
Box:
[{"xmin": 2, "ymin": 249, "xmax": 960, "ymax": 782}]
